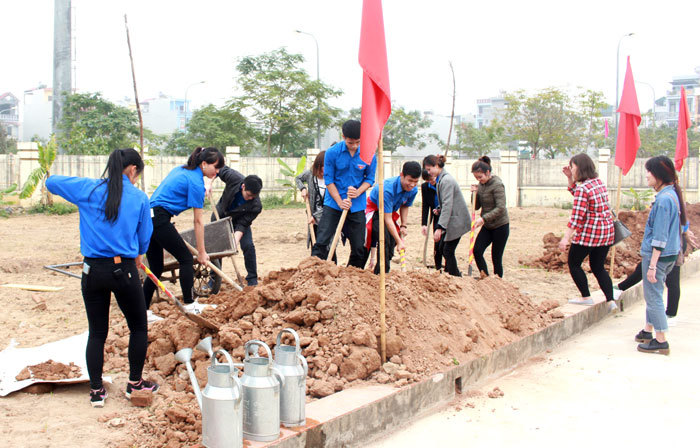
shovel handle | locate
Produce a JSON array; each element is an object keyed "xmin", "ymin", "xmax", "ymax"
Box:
[
  {"xmin": 184, "ymin": 240, "xmax": 243, "ymax": 291},
  {"xmin": 328, "ymin": 209, "xmax": 348, "ymax": 261},
  {"xmin": 305, "ymin": 197, "xmax": 316, "ymax": 245}
]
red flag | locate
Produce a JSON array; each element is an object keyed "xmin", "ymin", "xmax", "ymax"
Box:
[
  {"xmin": 614, "ymin": 56, "xmax": 641, "ymax": 176},
  {"xmin": 359, "ymin": 0, "xmax": 391, "ymax": 165},
  {"xmin": 675, "ymin": 86, "xmax": 692, "ymax": 171}
]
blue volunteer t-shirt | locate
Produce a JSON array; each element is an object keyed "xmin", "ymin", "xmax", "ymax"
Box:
[
  {"xmin": 150, "ymin": 166, "xmax": 205, "ymax": 215},
  {"xmin": 369, "ymin": 175, "xmax": 418, "ymax": 213},
  {"xmin": 323, "ymin": 141, "xmax": 377, "ymax": 213},
  {"xmin": 46, "ymin": 174, "xmax": 153, "ymax": 258}
]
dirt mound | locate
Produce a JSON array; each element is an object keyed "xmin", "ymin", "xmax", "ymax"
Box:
[
  {"xmin": 15, "ymin": 360, "xmax": 81, "ymax": 381},
  {"xmin": 521, "ymin": 203, "xmax": 700, "ymax": 278},
  {"xmin": 102, "ymin": 257, "xmax": 557, "ymax": 447}
]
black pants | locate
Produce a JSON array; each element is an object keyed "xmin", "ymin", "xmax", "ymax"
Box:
[
  {"xmin": 430, "ymin": 215, "xmax": 443, "ymax": 270},
  {"xmin": 361, "ymin": 212, "xmax": 396, "ymax": 274},
  {"xmin": 238, "ymin": 226, "xmax": 258, "ymax": 285},
  {"xmin": 82, "ymin": 258, "xmax": 147, "ymax": 390},
  {"xmin": 311, "ymin": 206, "xmax": 366, "ymax": 268},
  {"xmin": 568, "ymin": 244, "xmax": 613, "ymax": 301},
  {"xmin": 619, "ymin": 261, "xmax": 681, "ymax": 317},
  {"xmin": 311, "ymin": 223, "xmax": 337, "ymax": 264},
  {"xmin": 144, "ymin": 207, "xmax": 194, "ymax": 307},
  {"xmin": 440, "ymin": 236, "xmax": 462, "ymax": 277},
  {"xmin": 473, "ymin": 223, "xmax": 510, "ymax": 278}
]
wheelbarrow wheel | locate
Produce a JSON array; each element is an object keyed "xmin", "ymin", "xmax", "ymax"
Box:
[
  {"xmin": 193, "ymin": 263, "xmax": 214, "ymax": 297},
  {"xmin": 208, "ymin": 259, "xmax": 223, "ymax": 295}
]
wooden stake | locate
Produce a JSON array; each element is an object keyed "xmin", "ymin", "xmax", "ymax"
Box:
[
  {"xmin": 444, "ymin": 61, "xmax": 456, "ymax": 159},
  {"xmin": 124, "ymin": 15, "xmax": 145, "ymax": 192},
  {"xmin": 305, "ymin": 196, "xmax": 317, "ymax": 245},
  {"xmin": 422, "ymin": 212, "xmax": 433, "ymax": 267},
  {"xmin": 608, "ymin": 167, "xmax": 623, "ymax": 277},
  {"xmin": 377, "ymin": 135, "xmax": 386, "ymax": 364}
]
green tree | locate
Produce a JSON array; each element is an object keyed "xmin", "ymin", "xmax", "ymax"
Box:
[
  {"xmin": 20, "ymin": 136, "xmax": 57, "ymax": 206},
  {"xmin": 577, "ymin": 89, "xmax": 610, "ymax": 150},
  {"xmin": 503, "ymin": 88, "xmax": 583, "ymax": 159},
  {"xmin": 345, "ymin": 105, "xmax": 433, "ymax": 153},
  {"xmin": 235, "ymin": 48, "xmax": 342, "ymax": 156},
  {"xmin": 637, "ymin": 125, "xmax": 700, "ymax": 157},
  {"xmin": 452, "ymin": 121, "xmax": 505, "ymax": 157},
  {"xmin": 0, "ymin": 125, "xmax": 17, "ymax": 154},
  {"xmin": 57, "ymin": 92, "xmax": 140, "ymax": 155},
  {"xmin": 276, "ymin": 156, "xmax": 306, "ymax": 203},
  {"xmin": 166, "ymin": 102, "xmax": 260, "ymax": 155}
]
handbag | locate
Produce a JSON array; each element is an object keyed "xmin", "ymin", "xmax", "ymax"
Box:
[{"xmin": 612, "ymin": 215, "xmax": 632, "ymax": 246}]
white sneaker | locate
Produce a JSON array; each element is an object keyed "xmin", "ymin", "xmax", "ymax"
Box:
[
  {"xmin": 607, "ymin": 301, "xmax": 618, "ymax": 313},
  {"xmin": 613, "ymin": 288, "xmax": 622, "ymax": 300},
  {"xmin": 183, "ymin": 301, "xmax": 217, "ymax": 315},
  {"xmin": 146, "ymin": 310, "xmax": 164, "ymax": 323},
  {"xmin": 568, "ymin": 298, "xmax": 594, "ymax": 305},
  {"xmin": 667, "ymin": 316, "xmax": 678, "ymax": 327}
]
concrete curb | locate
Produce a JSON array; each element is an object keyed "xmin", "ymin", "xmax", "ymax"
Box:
[{"xmin": 264, "ymin": 252, "xmax": 700, "ymax": 448}]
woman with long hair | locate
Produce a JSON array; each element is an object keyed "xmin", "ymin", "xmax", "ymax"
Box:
[
  {"xmin": 423, "ymin": 154, "xmax": 470, "ymax": 276},
  {"xmin": 144, "ymin": 147, "xmax": 224, "ymax": 312},
  {"xmin": 470, "ymin": 155, "xmax": 510, "ymax": 278},
  {"xmin": 296, "ymin": 151, "xmax": 329, "ymax": 254},
  {"xmin": 46, "ymin": 148, "xmax": 157, "ymax": 407},
  {"xmin": 635, "ymin": 155, "xmax": 684, "ymax": 355},
  {"xmin": 559, "ymin": 153, "xmax": 615, "ymax": 309}
]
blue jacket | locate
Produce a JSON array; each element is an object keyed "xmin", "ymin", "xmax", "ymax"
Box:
[
  {"xmin": 46, "ymin": 174, "xmax": 152, "ymax": 258},
  {"xmin": 323, "ymin": 141, "xmax": 377, "ymax": 213},
  {"xmin": 641, "ymin": 185, "xmax": 681, "ymax": 257}
]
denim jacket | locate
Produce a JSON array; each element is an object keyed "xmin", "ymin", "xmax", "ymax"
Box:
[{"xmin": 640, "ymin": 185, "xmax": 681, "ymax": 257}]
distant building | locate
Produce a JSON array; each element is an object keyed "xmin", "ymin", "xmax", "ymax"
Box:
[
  {"xmin": 23, "ymin": 86, "xmax": 53, "ymax": 141},
  {"xmin": 140, "ymin": 93, "xmax": 190, "ymax": 136},
  {"xmin": 656, "ymin": 67, "xmax": 700, "ymax": 127},
  {"xmin": 0, "ymin": 92, "xmax": 20, "ymax": 140},
  {"xmin": 476, "ymin": 94, "xmax": 507, "ymax": 128}
]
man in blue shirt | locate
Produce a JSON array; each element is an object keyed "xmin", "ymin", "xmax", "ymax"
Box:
[
  {"xmin": 363, "ymin": 161, "xmax": 421, "ymax": 274},
  {"xmin": 311, "ymin": 120, "xmax": 377, "ymax": 267}
]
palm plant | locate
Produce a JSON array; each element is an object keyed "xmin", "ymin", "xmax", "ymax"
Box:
[
  {"xmin": 20, "ymin": 136, "xmax": 57, "ymax": 206},
  {"xmin": 275, "ymin": 156, "xmax": 306, "ymax": 203}
]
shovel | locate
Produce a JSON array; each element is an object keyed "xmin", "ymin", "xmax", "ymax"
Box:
[
  {"xmin": 304, "ymin": 196, "xmax": 317, "ymax": 245},
  {"xmin": 328, "ymin": 208, "xmax": 348, "ymax": 261},
  {"xmin": 422, "ymin": 212, "xmax": 433, "ymax": 267},
  {"xmin": 467, "ymin": 190, "xmax": 478, "ymax": 276},
  {"xmin": 139, "ymin": 262, "xmax": 219, "ymax": 331}
]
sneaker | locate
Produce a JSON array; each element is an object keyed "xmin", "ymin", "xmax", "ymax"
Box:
[
  {"xmin": 667, "ymin": 316, "xmax": 678, "ymax": 327},
  {"xmin": 607, "ymin": 300, "xmax": 618, "ymax": 313},
  {"xmin": 568, "ymin": 298, "xmax": 594, "ymax": 305},
  {"xmin": 612, "ymin": 287, "xmax": 622, "ymax": 301},
  {"xmin": 634, "ymin": 329, "xmax": 653, "ymax": 343},
  {"xmin": 637, "ymin": 338, "xmax": 670, "ymax": 355},
  {"xmin": 125, "ymin": 378, "xmax": 160, "ymax": 399},
  {"xmin": 90, "ymin": 387, "xmax": 107, "ymax": 408},
  {"xmin": 146, "ymin": 310, "xmax": 163, "ymax": 323},
  {"xmin": 183, "ymin": 300, "xmax": 216, "ymax": 315}
]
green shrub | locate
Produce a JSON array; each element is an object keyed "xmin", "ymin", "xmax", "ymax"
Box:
[
  {"xmin": 28, "ymin": 203, "xmax": 78, "ymax": 215},
  {"xmin": 262, "ymin": 195, "xmax": 305, "ymax": 209}
]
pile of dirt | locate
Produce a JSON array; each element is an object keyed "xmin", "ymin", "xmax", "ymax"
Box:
[
  {"xmin": 102, "ymin": 257, "xmax": 559, "ymax": 447},
  {"xmin": 521, "ymin": 203, "xmax": 700, "ymax": 277},
  {"xmin": 15, "ymin": 360, "xmax": 81, "ymax": 381}
]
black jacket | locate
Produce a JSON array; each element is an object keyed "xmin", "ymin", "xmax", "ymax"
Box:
[
  {"xmin": 214, "ymin": 166, "xmax": 262, "ymax": 233},
  {"xmin": 421, "ymin": 181, "xmax": 439, "ymax": 227}
]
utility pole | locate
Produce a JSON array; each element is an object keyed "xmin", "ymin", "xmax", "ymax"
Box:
[{"xmin": 53, "ymin": 0, "xmax": 72, "ymax": 153}]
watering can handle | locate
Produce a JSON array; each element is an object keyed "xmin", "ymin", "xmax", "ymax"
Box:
[
  {"xmin": 276, "ymin": 328, "xmax": 301, "ymax": 352},
  {"xmin": 271, "ymin": 366, "xmax": 286, "ymax": 387},
  {"xmin": 215, "ymin": 349, "xmax": 235, "ymax": 368},
  {"xmin": 245, "ymin": 340, "xmax": 273, "ymax": 361},
  {"xmin": 297, "ymin": 353, "xmax": 308, "ymax": 377},
  {"xmin": 231, "ymin": 373, "xmax": 243, "ymax": 405},
  {"xmin": 233, "ymin": 362, "xmax": 244, "ymax": 370}
]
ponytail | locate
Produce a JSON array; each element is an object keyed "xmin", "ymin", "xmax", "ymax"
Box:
[
  {"xmin": 471, "ymin": 155, "xmax": 492, "ymax": 174},
  {"xmin": 423, "ymin": 154, "xmax": 446, "ymax": 169},
  {"xmin": 100, "ymin": 148, "xmax": 144, "ymax": 222},
  {"xmin": 674, "ymin": 182, "xmax": 688, "ymax": 226},
  {"xmin": 185, "ymin": 146, "xmax": 224, "ymax": 170}
]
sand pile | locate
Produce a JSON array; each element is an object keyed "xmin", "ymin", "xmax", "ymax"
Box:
[
  {"xmin": 102, "ymin": 257, "xmax": 558, "ymax": 447},
  {"xmin": 521, "ymin": 203, "xmax": 700, "ymax": 277},
  {"xmin": 15, "ymin": 360, "xmax": 81, "ymax": 381}
]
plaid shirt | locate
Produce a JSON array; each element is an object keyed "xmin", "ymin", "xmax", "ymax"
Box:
[{"xmin": 567, "ymin": 178, "xmax": 615, "ymax": 246}]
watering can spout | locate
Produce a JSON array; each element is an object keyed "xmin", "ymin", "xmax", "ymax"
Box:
[{"xmin": 175, "ymin": 348, "xmax": 203, "ymax": 409}]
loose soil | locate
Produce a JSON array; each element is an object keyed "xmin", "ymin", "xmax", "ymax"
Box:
[
  {"xmin": 15, "ymin": 360, "xmax": 81, "ymax": 381},
  {"xmin": 522, "ymin": 203, "xmax": 700, "ymax": 278},
  {"xmin": 0, "ymin": 206, "xmax": 606, "ymax": 447}
]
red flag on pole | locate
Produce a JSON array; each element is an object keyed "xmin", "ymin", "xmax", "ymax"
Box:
[
  {"xmin": 675, "ymin": 86, "xmax": 692, "ymax": 171},
  {"xmin": 614, "ymin": 56, "xmax": 641, "ymax": 176},
  {"xmin": 358, "ymin": 0, "xmax": 391, "ymax": 164}
]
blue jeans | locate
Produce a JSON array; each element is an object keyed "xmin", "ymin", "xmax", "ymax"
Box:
[{"xmin": 641, "ymin": 254, "xmax": 675, "ymax": 332}]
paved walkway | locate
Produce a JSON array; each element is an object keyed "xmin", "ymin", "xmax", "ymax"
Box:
[{"xmin": 367, "ymin": 271, "xmax": 700, "ymax": 447}]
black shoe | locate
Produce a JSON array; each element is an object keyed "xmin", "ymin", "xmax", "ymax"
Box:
[
  {"xmin": 125, "ymin": 378, "xmax": 160, "ymax": 398},
  {"xmin": 634, "ymin": 330, "xmax": 652, "ymax": 343},
  {"xmin": 90, "ymin": 387, "xmax": 107, "ymax": 408},
  {"xmin": 637, "ymin": 338, "xmax": 670, "ymax": 355}
]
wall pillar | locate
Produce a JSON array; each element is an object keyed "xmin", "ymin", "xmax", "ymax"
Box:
[
  {"xmin": 598, "ymin": 148, "xmax": 611, "ymax": 186},
  {"xmin": 226, "ymin": 146, "xmax": 241, "ymax": 172},
  {"xmin": 383, "ymin": 149, "xmax": 392, "ymax": 179},
  {"xmin": 306, "ymin": 147, "xmax": 320, "ymax": 170},
  {"xmin": 18, "ymin": 142, "xmax": 40, "ymax": 204},
  {"xmin": 499, "ymin": 148, "xmax": 519, "ymax": 207}
]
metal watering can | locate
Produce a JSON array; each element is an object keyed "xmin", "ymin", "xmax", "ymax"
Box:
[
  {"xmin": 235, "ymin": 340, "xmax": 285, "ymax": 442},
  {"xmin": 175, "ymin": 338, "xmax": 243, "ymax": 448},
  {"xmin": 273, "ymin": 328, "xmax": 308, "ymax": 427}
]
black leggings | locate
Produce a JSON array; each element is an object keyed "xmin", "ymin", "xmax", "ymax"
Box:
[
  {"xmin": 567, "ymin": 244, "xmax": 614, "ymax": 301},
  {"xmin": 440, "ymin": 236, "xmax": 462, "ymax": 277},
  {"xmin": 473, "ymin": 223, "xmax": 510, "ymax": 278},
  {"xmin": 361, "ymin": 212, "xmax": 397, "ymax": 274},
  {"xmin": 82, "ymin": 258, "xmax": 147, "ymax": 390},
  {"xmin": 144, "ymin": 207, "xmax": 195, "ymax": 307},
  {"xmin": 619, "ymin": 261, "xmax": 681, "ymax": 317}
]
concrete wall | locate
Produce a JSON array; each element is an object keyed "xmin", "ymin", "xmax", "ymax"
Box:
[{"xmin": 3, "ymin": 144, "xmax": 699, "ymax": 206}]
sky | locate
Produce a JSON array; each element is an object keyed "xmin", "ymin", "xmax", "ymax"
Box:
[{"xmin": 3, "ymin": 0, "xmax": 700, "ymax": 118}]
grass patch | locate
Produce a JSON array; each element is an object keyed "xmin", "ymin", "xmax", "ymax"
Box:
[
  {"xmin": 28, "ymin": 203, "xmax": 78, "ymax": 215},
  {"xmin": 261, "ymin": 195, "xmax": 305, "ymax": 209},
  {"xmin": 0, "ymin": 209, "xmax": 9, "ymax": 218}
]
